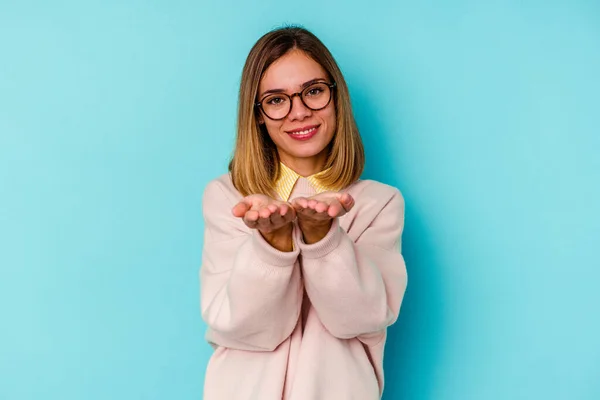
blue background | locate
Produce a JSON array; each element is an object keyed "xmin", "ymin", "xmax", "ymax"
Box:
[{"xmin": 1, "ymin": 1, "xmax": 599, "ymax": 399}]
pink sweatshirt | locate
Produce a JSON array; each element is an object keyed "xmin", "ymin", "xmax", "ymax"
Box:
[{"xmin": 200, "ymin": 174, "xmax": 407, "ymax": 399}]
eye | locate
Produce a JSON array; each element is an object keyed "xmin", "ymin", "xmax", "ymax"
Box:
[
  {"xmin": 304, "ymin": 83, "xmax": 328, "ymax": 97},
  {"xmin": 265, "ymin": 96, "xmax": 288, "ymax": 106}
]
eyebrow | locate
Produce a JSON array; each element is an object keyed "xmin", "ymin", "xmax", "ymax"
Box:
[{"xmin": 259, "ymin": 78, "xmax": 327, "ymax": 99}]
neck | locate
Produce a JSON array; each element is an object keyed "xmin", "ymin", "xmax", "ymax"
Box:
[{"xmin": 280, "ymin": 155, "xmax": 326, "ymax": 177}]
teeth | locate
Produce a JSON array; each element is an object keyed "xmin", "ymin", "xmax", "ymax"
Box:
[{"xmin": 290, "ymin": 127, "xmax": 316, "ymax": 135}]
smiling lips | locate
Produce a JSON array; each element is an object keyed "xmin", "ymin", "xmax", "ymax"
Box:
[{"xmin": 286, "ymin": 125, "xmax": 319, "ymax": 141}]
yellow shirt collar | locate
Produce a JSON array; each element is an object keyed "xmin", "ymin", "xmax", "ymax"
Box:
[{"xmin": 274, "ymin": 162, "xmax": 334, "ymax": 201}]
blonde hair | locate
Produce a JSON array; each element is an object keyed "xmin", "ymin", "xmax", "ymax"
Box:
[{"xmin": 229, "ymin": 26, "xmax": 364, "ymax": 197}]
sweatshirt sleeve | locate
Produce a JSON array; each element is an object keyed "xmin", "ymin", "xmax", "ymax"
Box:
[
  {"xmin": 199, "ymin": 179, "xmax": 302, "ymax": 352},
  {"xmin": 294, "ymin": 187, "xmax": 407, "ymax": 343}
]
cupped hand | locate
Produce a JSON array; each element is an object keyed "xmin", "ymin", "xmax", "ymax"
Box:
[
  {"xmin": 232, "ymin": 194, "xmax": 296, "ymax": 234},
  {"xmin": 291, "ymin": 192, "xmax": 355, "ymax": 224}
]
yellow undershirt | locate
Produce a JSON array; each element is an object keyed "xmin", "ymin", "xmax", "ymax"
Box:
[{"xmin": 273, "ymin": 162, "xmax": 334, "ymax": 201}]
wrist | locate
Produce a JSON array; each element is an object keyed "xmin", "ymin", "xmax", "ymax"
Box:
[
  {"xmin": 298, "ymin": 219, "xmax": 333, "ymax": 244},
  {"xmin": 294, "ymin": 218, "xmax": 342, "ymax": 259},
  {"xmin": 260, "ymin": 223, "xmax": 294, "ymax": 252}
]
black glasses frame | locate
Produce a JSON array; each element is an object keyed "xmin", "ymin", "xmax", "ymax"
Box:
[{"xmin": 255, "ymin": 81, "xmax": 337, "ymax": 121}]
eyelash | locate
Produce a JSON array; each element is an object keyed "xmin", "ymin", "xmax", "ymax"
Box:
[{"xmin": 263, "ymin": 83, "xmax": 327, "ymax": 103}]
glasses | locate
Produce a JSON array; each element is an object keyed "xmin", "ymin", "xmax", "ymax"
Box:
[{"xmin": 255, "ymin": 81, "xmax": 336, "ymax": 121}]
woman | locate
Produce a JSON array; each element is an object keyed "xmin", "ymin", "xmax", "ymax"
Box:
[{"xmin": 200, "ymin": 26, "xmax": 407, "ymax": 400}]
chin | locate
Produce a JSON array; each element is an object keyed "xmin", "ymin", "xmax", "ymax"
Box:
[{"xmin": 287, "ymin": 144, "xmax": 329, "ymax": 158}]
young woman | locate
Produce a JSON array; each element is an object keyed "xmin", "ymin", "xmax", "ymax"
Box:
[{"xmin": 200, "ymin": 26, "xmax": 408, "ymax": 400}]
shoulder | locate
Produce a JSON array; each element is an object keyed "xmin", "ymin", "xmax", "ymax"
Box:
[
  {"xmin": 203, "ymin": 173, "xmax": 242, "ymax": 201},
  {"xmin": 202, "ymin": 174, "xmax": 251, "ymax": 236},
  {"xmin": 202, "ymin": 173, "xmax": 243, "ymax": 211},
  {"xmin": 340, "ymin": 179, "xmax": 405, "ymax": 241},
  {"xmin": 345, "ymin": 179, "xmax": 404, "ymax": 209}
]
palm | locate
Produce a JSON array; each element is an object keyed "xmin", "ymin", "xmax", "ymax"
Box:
[
  {"xmin": 232, "ymin": 194, "xmax": 296, "ymax": 233},
  {"xmin": 291, "ymin": 191, "xmax": 355, "ymax": 222}
]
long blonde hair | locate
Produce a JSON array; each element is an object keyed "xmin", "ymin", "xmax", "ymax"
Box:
[{"xmin": 229, "ymin": 26, "xmax": 364, "ymax": 197}]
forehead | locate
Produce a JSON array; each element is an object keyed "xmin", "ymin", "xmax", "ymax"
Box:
[{"xmin": 259, "ymin": 50, "xmax": 328, "ymax": 93}]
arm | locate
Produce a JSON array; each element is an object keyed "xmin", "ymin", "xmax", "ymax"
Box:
[
  {"xmin": 295, "ymin": 188, "xmax": 407, "ymax": 343},
  {"xmin": 200, "ymin": 180, "xmax": 302, "ymax": 351}
]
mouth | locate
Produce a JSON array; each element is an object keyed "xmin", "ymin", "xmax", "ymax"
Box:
[{"xmin": 286, "ymin": 125, "xmax": 319, "ymax": 141}]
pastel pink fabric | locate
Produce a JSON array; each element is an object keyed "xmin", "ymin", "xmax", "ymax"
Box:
[{"xmin": 200, "ymin": 174, "xmax": 408, "ymax": 400}]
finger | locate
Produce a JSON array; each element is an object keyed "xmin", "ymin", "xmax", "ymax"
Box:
[
  {"xmin": 314, "ymin": 201, "xmax": 329, "ymax": 214},
  {"xmin": 257, "ymin": 216, "xmax": 272, "ymax": 231},
  {"xmin": 317, "ymin": 207, "xmax": 335, "ymax": 219},
  {"xmin": 298, "ymin": 207, "xmax": 316, "ymax": 217},
  {"xmin": 269, "ymin": 211, "xmax": 285, "ymax": 228},
  {"xmin": 292, "ymin": 197, "xmax": 308, "ymax": 210},
  {"xmin": 280, "ymin": 204, "xmax": 296, "ymax": 223},
  {"xmin": 344, "ymin": 195, "xmax": 355, "ymax": 211},
  {"xmin": 327, "ymin": 202, "xmax": 343, "ymax": 218},
  {"xmin": 307, "ymin": 199, "xmax": 319, "ymax": 210},
  {"xmin": 267, "ymin": 203, "xmax": 279, "ymax": 214},
  {"xmin": 244, "ymin": 219, "xmax": 259, "ymax": 229},
  {"xmin": 232, "ymin": 202, "xmax": 250, "ymax": 218},
  {"xmin": 245, "ymin": 210, "xmax": 259, "ymax": 222},
  {"xmin": 279, "ymin": 203, "xmax": 289, "ymax": 216},
  {"xmin": 279, "ymin": 203, "xmax": 295, "ymax": 218},
  {"xmin": 242, "ymin": 210, "xmax": 259, "ymax": 229},
  {"xmin": 338, "ymin": 193, "xmax": 355, "ymax": 211},
  {"xmin": 259, "ymin": 207, "xmax": 272, "ymax": 219}
]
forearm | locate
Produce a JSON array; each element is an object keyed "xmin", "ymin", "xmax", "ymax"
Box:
[
  {"xmin": 295, "ymin": 220, "xmax": 407, "ymax": 339},
  {"xmin": 201, "ymin": 231, "xmax": 302, "ymax": 350}
]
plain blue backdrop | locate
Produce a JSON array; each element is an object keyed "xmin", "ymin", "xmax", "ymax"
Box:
[{"xmin": 1, "ymin": 1, "xmax": 599, "ymax": 399}]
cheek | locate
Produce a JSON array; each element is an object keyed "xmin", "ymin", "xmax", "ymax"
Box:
[
  {"xmin": 264, "ymin": 120, "xmax": 285, "ymax": 142},
  {"xmin": 322, "ymin": 108, "xmax": 337, "ymax": 135}
]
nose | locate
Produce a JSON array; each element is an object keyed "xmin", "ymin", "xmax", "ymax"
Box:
[{"xmin": 288, "ymin": 94, "xmax": 311, "ymax": 121}]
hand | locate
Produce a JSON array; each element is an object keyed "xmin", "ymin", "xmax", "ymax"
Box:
[
  {"xmin": 291, "ymin": 192, "xmax": 355, "ymax": 244},
  {"xmin": 232, "ymin": 194, "xmax": 296, "ymax": 251}
]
